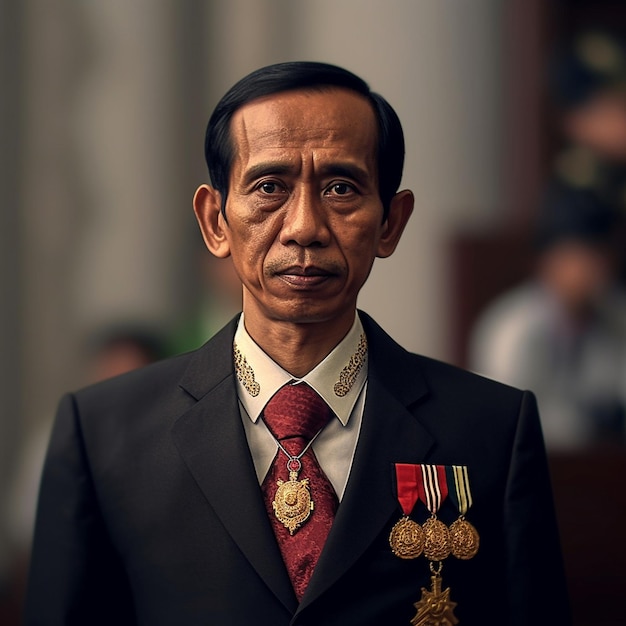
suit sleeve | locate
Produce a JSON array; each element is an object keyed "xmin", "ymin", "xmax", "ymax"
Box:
[
  {"xmin": 23, "ymin": 393, "xmax": 136, "ymax": 626},
  {"xmin": 504, "ymin": 390, "xmax": 572, "ymax": 625}
]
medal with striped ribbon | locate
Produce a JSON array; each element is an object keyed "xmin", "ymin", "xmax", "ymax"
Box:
[
  {"xmin": 411, "ymin": 464, "xmax": 457, "ymax": 626},
  {"xmin": 418, "ymin": 464, "xmax": 451, "ymax": 562},
  {"xmin": 446, "ymin": 465, "xmax": 480, "ymax": 560}
]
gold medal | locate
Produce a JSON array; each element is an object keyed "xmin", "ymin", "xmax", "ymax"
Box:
[
  {"xmin": 272, "ymin": 468, "xmax": 314, "ymax": 535},
  {"xmin": 411, "ymin": 563, "xmax": 458, "ymax": 626},
  {"xmin": 389, "ymin": 516, "xmax": 425, "ymax": 559},
  {"xmin": 391, "ymin": 464, "xmax": 423, "ymax": 559},
  {"xmin": 422, "ymin": 516, "xmax": 451, "ymax": 561},
  {"xmin": 418, "ymin": 465, "xmax": 451, "ymax": 560},
  {"xmin": 447, "ymin": 465, "xmax": 479, "ymax": 560},
  {"xmin": 449, "ymin": 517, "xmax": 480, "ymax": 560}
]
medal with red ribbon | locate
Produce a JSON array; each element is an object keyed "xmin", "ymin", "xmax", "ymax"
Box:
[{"xmin": 388, "ymin": 463, "xmax": 425, "ymax": 559}]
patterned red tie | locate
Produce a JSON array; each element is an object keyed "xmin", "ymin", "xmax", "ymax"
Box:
[{"xmin": 261, "ymin": 382, "xmax": 339, "ymax": 601}]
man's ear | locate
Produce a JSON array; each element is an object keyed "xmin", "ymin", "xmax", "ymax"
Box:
[
  {"xmin": 193, "ymin": 184, "xmax": 231, "ymax": 258},
  {"xmin": 376, "ymin": 189, "xmax": 414, "ymax": 258}
]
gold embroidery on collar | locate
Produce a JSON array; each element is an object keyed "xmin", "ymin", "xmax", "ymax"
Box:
[
  {"xmin": 233, "ymin": 342, "xmax": 260, "ymax": 397},
  {"xmin": 334, "ymin": 333, "xmax": 368, "ymax": 397},
  {"xmin": 233, "ymin": 333, "xmax": 367, "ymax": 399}
]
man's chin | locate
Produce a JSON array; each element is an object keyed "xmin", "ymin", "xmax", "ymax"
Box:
[{"xmin": 268, "ymin": 300, "xmax": 354, "ymax": 327}]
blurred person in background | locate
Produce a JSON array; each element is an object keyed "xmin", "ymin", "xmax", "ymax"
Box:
[
  {"xmin": 469, "ymin": 180, "xmax": 626, "ymax": 449},
  {"xmin": 5, "ymin": 325, "xmax": 165, "ymax": 622},
  {"xmin": 84, "ymin": 324, "xmax": 166, "ymax": 382},
  {"xmin": 23, "ymin": 61, "xmax": 569, "ymax": 625}
]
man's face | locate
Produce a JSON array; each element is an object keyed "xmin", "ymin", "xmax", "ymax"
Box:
[
  {"xmin": 565, "ymin": 90, "xmax": 626, "ymax": 161},
  {"xmin": 210, "ymin": 88, "xmax": 404, "ymax": 333},
  {"xmin": 540, "ymin": 239, "xmax": 614, "ymax": 315}
]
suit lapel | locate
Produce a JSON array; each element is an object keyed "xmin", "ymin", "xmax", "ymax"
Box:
[
  {"xmin": 171, "ymin": 318, "xmax": 297, "ymax": 613},
  {"xmin": 298, "ymin": 313, "xmax": 436, "ymax": 609}
]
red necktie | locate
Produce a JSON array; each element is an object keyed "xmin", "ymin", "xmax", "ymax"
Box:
[{"xmin": 261, "ymin": 382, "xmax": 339, "ymax": 601}]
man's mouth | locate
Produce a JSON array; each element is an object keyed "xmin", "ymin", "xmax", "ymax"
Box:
[{"xmin": 274, "ymin": 264, "xmax": 336, "ymax": 287}]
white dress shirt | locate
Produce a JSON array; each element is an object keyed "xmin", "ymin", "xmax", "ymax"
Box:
[{"xmin": 234, "ymin": 312, "xmax": 368, "ymax": 500}]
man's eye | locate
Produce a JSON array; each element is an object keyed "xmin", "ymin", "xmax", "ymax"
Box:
[
  {"xmin": 259, "ymin": 182, "xmax": 279, "ymax": 194},
  {"xmin": 329, "ymin": 182, "xmax": 354, "ymax": 195}
]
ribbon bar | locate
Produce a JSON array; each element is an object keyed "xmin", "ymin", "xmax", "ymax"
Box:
[
  {"xmin": 395, "ymin": 463, "xmax": 421, "ymax": 516},
  {"xmin": 446, "ymin": 465, "xmax": 473, "ymax": 516},
  {"xmin": 395, "ymin": 464, "xmax": 453, "ymax": 517},
  {"xmin": 418, "ymin": 464, "xmax": 449, "ymax": 515}
]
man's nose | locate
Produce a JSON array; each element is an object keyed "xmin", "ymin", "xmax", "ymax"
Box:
[{"xmin": 279, "ymin": 189, "xmax": 330, "ymax": 247}]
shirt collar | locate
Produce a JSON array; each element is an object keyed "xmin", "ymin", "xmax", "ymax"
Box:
[{"xmin": 234, "ymin": 312, "xmax": 368, "ymax": 426}]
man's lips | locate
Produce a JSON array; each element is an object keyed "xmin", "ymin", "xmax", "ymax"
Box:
[{"xmin": 273, "ymin": 265, "xmax": 337, "ymax": 287}]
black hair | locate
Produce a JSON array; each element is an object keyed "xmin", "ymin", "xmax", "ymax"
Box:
[
  {"xmin": 534, "ymin": 180, "xmax": 622, "ymax": 252},
  {"xmin": 203, "ymin": 61, "xmax": 405, "ymax": 221},
  {"xmin": 86, "ymin": 325, "xmax": 166, "ymax": 362}
]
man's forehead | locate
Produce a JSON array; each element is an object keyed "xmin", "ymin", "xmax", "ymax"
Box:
[
  {"xmin": 236, "ymin": 85, "xmax": 373, "ymax": 114},
  {"xmin": 230, "ymin": 87, "xmax": 378, "ymax": 149}
]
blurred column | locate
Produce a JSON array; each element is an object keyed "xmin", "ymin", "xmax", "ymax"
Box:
[
  {"xmin": 18, "ymin": 0, "xmax": 201, "ymax": 424},
  {"xmin": 18, "ymin": 0, "xmax": 85, "ymax": 432},
  {"xmin": 0, "ymin": 0, "xmax": 24, "ymax": 585},
  {"xmin": 69, "ymin": 1, "xmax": 193, "ymax": 340}
]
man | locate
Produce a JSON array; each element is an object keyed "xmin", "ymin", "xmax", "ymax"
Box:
[
  {"xmin": 24, "ymin": 62, "xmax": 570, "ymax": 625},
  {"xmin": 470, "ymin": 180, "xmax": 626, "ymax": 449}
]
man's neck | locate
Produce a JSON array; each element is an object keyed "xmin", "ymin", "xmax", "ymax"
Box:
[{"xmin": 242, "ymin": 313, "xmax": 356, "ymax": 378}]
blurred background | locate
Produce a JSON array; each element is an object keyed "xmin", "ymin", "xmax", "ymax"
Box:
[{"xmin": 1, "ymin": 1, "xmax": 625, "ymax": 624}]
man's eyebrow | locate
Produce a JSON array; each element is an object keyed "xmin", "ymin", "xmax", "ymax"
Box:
[
  {"xmin": 241, "ymin": 161, "xmax": 372, "ymax": 186},
  {"xmin": 242, "ymin": 162, "xmax": 295, "ymax": 185},
  {"xmin": 318, "ymin": 163, "xmax": 370, "ymax": 184}
]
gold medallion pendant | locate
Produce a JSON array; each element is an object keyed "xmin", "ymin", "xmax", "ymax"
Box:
[
  {"xmin": 422, "ymin": 517, "xmax": 451, "ymax": 561},
  {"xmin": 273, "ymin": 470, "xmax": 314, "ymax": 535},
  {"xmin": 449, "ymin": 517, "xmax": 480, "ymax": 560},
  {"xmin": 389, "ymin": 516, "xmax": 425, "ymax": 559}
]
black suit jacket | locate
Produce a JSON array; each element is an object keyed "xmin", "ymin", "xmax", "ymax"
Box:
[{"xmin": 24, "ymin": 312, "xmax": 571, "ymax": 625}]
